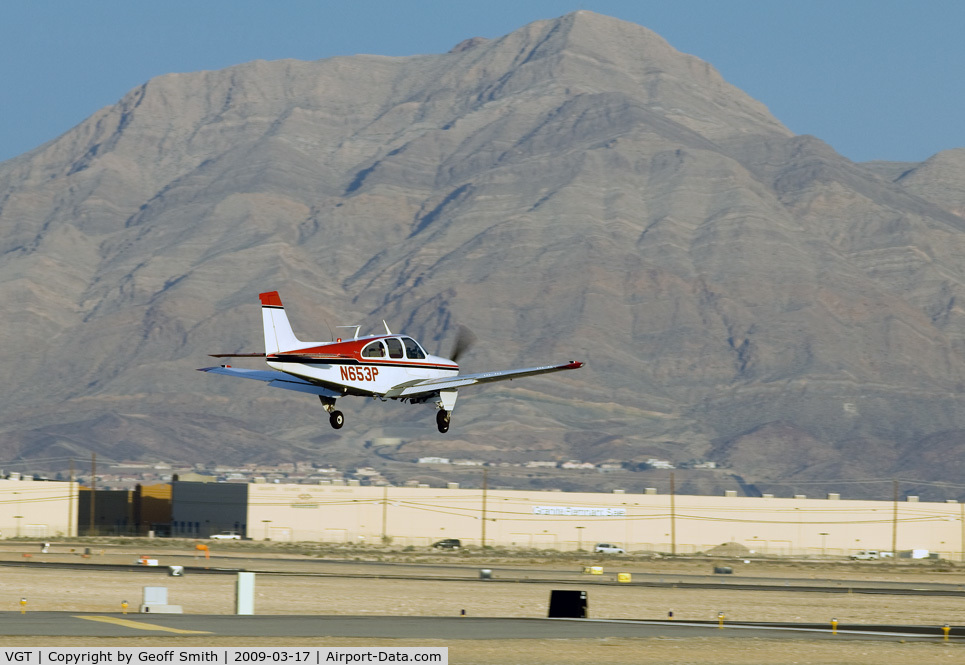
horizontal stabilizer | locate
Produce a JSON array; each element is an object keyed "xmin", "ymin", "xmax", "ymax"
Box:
[
  {"xmin": 208, "ymin": 353, "xmax": 266, "ymax": 358},
  {"xmin": 197, "ymin": 366, "xmax": 342, "ymax": 399}
]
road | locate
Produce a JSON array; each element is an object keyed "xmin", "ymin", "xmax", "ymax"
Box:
[{"xmin": 5, "ymin": 556, "xmax": 965, "ymax": 597}]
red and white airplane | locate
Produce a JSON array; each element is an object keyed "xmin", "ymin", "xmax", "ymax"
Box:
[{"xmin": 199, "ymin": 291, "xmax": 584, "ymax": 433}]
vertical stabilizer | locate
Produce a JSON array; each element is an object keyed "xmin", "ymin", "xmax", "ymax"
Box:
[{"xmin": 259, "ymin": 291, "xmax": 303, "ymax": 354}]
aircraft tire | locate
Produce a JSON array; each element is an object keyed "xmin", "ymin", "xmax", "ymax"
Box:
[
  {"xmin": 330, "ymin": 410, "xmax": 345, "ymax": 429},
  {"xmin": 436, "ymin": 409, "xmax": 450, "ymax": 434}
]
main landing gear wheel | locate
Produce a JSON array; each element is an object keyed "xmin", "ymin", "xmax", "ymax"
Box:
[
  {"xmin": 436, "ymin": 409, "xmax": 450, "ymax": 434},
  {"xmin": 329, "ymin": 410, "xmax": 345, "ymax": 429}
]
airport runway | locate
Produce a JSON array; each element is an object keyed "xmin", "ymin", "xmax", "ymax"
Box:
[
  {"xmin": 4, "ymin": 548, "xmax": 964, "ymax": 646},
  {"xmin": 0, "ymin": 613, "xmax": 961, "ymax": 642}
]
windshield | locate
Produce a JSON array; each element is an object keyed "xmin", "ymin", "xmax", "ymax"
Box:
[{"xmin": 402, "ymin": 337, "xmax": 426, "ymax": 359}]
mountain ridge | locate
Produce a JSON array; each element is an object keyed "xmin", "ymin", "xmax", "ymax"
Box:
[{"xmin": 3, "ymin": 11, "xmax": 965, "ymax": 498}]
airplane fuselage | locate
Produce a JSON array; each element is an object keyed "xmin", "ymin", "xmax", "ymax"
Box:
[{"xmin": 266, "ymin": 335, "xmax": 458, "ymax": 398}]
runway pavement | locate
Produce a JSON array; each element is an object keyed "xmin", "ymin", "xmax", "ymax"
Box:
[
  {"xmin": 4, "ymin": 548, "xmax": 964, "ymax": 644},
  {"xmin": 1, "ymin": 613, "xmax": 960, "ymax": 642}
]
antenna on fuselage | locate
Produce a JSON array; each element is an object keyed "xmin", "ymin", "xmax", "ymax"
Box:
[
  {"xmin": 337, "ymin": 325, "xmax": 361, "ymax": 339},
  {"xmin": 383, "ymin": 320, "xmax": 392, "ymax": 335}
]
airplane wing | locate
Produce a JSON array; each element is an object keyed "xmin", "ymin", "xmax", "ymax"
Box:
[
  {"xmin": 382, "ymin": 361, "xmax": 584, "ymax": 399},
  {"xmin": 197, "ymin": 366, "xmax": 343, "ymax": 399}
]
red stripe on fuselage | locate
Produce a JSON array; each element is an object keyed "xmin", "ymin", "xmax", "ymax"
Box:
[{"xmin": 286, "ymin": 339, "xmax": 376, "ymax": 356}]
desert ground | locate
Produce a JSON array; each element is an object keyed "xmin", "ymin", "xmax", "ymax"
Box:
[{"xmin": 1, "ymin": 540, "xmax": 964, "ymax": 664}]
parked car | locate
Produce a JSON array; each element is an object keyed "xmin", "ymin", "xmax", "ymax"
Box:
[
  {"xmin": 210, "ymin": 531, "xmax": 242, "ymax": 540},
  {"xmin": 850, "ymin": 549, "xmax": 893, "ymax": 560},
  {"xmin": 594, "ymin": 543, "xmax": 626, "ymax": 554},
  {"xmin": 432, "ymin": 538, "xmax": 462, "ymax": 550}
]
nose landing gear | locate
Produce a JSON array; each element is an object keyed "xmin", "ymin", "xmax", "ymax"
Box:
[{"xmin": 436, "ymin": 409, "xmax": 450, "ymax": 434}]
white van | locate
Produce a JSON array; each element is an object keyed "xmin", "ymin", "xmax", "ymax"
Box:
[{"xmin": 850, "ymin": 549, "xmax": 893, "ymax": 560}]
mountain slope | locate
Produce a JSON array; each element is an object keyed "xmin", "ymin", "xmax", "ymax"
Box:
[{"xmin": 3, "ymin": 11, "xmax": 965, "ymax": 498}]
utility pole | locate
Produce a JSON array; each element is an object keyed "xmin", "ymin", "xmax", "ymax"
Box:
[
  {"xmin": 892, "ymin": 479, "xmax": 898, "ymax": 556},
  {"xmin": 670, "ymin": 471, "xmax": 676, "ymax": 556},
  {"xmin": 68, "ymin": 459, "xmax": 74, "ymax": 537},
  {"xmin": 481, "ymin": 467, "xmax": 488, "ymax": 548},
  {"xmin": 381, "ymin": 485, "xmax": 388, "ymax": 543},
  {"xmin": 89, "ymin": 453, "xmax": 96, "ymax": 536}
]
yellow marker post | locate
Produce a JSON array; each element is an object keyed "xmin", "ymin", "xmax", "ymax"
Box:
[
  {"xmin": 121, "ymin": 600, "xmax": 129, "ymax": 615},
  {"xmin": 831, "ymin": 618, "xmax": 838, "ymax": 635},
  {"xmin": 943, "ymin": 624, "xmax": 951, "ymax": 641},
  {"xmin": 718, "ymin": 612, "xmax": 725, "ymax": 629},
  {"xmin": 617, "ymin": 572, "xmax": 631, "ymax": 583},
  {"xmin": 19, "ymin": 598, "xmax": 26, "ymax": 615}
]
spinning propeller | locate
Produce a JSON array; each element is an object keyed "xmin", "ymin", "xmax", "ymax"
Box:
[{"xmin": 448, "ymin": 324, "xmax": 477, "ymax": 363}]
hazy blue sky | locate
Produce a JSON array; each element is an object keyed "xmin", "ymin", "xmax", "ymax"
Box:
[{"xmin": 2, "ymin": 1, "xmax": 962, "ymax": 164}]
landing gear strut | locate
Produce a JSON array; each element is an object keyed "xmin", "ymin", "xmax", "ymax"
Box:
[
  {"xmin": 434, "ymin": 390, "xmax": 457, "ymax": 434},
  {"xmin": 320, "ymin": 396, "xmax": 344, "ymax": 430},
  {"xmin": 436, "ymin": 409, "xmax": 450, "ymax": 434}
]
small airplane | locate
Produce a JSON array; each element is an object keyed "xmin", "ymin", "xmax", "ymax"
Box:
[{"xmin": 199, "ymin": 291, "xmax": 584, "ymax": 433}]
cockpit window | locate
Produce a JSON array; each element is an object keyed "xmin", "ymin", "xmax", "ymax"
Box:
[
  {"xmin": 402, "ymin": 337, "xmax": 426, "ymax": 359},
  {"xmin": 385, "ymin": 337, "xmax": 404, "ymax": 359},
  {"xmin": 361, "ymin": 341, "xmax": 385, "ymax": 358}
]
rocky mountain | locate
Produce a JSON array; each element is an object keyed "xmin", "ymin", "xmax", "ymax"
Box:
[{"xmin": 3, "ymin": 11, "xmax": 965, "ymax": 499}]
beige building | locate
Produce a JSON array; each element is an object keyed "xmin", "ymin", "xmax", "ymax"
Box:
[
  {"xmin": 2, "ymin": 474, "xmax": 958, "ymax": 559},
  {"xmin": 248, "ymin": 483, "xmax": 965, "ymax": 559},
  {"xmin": 0, "ymin": 477, "xmax": 78, "ymax": 538}
]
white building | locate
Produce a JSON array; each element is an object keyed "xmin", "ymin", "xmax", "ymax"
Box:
[
  {"xmin": 0, "ymin": 478, "xmax": 78, "ymax": 538},
  {"xmin": 241, "ymin": 483, "xmax": 965, "ymax": 558}
]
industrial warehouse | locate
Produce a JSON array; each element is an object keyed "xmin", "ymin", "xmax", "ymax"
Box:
[{"xmin": 2, "ymin": 475, "xmax": 964, "ymax": 559}]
